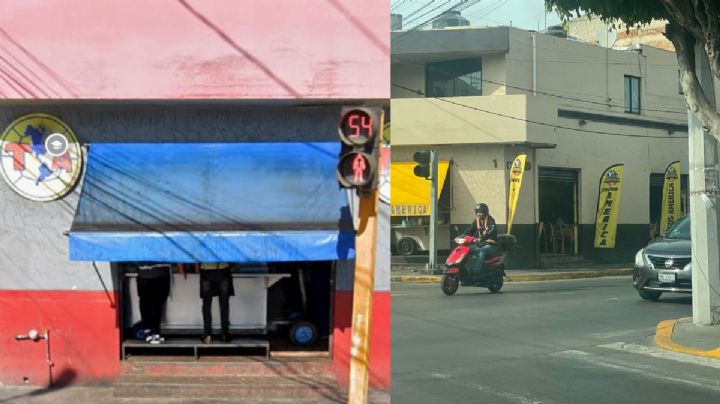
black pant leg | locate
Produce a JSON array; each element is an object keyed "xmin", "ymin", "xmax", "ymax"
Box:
[
  {"xmin": 151, "ymin": 274, "xmax": 170, "ymax": 334},
  {"xmin": 202, "ymin": 296, "xmax": 213, "ymax": 337},
  {"xmin": 137, "ymin": 277, "xmax": 153, "ymax": 331},
  {"xmin": 217, "ymin": 276, "xmax": 230, "ymax": 335}
]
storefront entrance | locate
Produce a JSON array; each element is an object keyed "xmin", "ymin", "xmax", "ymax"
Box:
[
  {"xmin": 118, "ymin": 261, "xmax": 334, "ymax": 359},
  {"xmin": 538, "ymin": 168, "xmax": 580, "ymax": 256},
  {"xmin": 66, "ymin": 142, "xmax": 353, "ymax": 361}
]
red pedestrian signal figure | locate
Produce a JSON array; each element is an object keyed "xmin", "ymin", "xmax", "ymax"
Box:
[
  {"xmin": 353, "ymin": 154, "xmax": 367, "ymax": 183},
  {"xmin": 336, "ymin": 107, "xmax": 381, "ymax": 192}
]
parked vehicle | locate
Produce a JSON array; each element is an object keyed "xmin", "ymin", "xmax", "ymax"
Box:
[
  {"xmin": 441, "ymin": 234, "xmax": 515, "ymax": 296},
  {"xmin": 633, "ymin": 215, "xmax": 692, "ymax": 301}
]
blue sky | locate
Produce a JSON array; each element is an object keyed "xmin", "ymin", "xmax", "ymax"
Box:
[{"xmin": 391, "ymin": 0, "xmax": 563, "ymax": 31}]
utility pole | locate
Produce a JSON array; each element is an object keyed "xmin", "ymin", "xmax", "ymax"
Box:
[
  {"xmin": 347, "ymin": 189, "xmax": 378, "ymax": 403},
  {"xmin": 428, "ymin": 150, "xmax": 439, "ymax": 273},
  {"xmin": 690, "ymin": 45, "xmax": 720, "ymax": 325}
]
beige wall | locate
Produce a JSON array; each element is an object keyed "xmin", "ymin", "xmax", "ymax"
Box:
[
  {"xmin": 482, "ymin": 53, "xmax": 507, "ymax": 95},
  {"xmin": 505, "ymin": 29, "xmax": 686, "ymax": 124},
  {"xmin": 392, "ymin": 27, "xmax": 686, "ymax": 121},
  {"xmin": 392, "ymin": 95, "xmax": 528, "ymax": 146},
  {"xmin": 535, "ymin": 119, "xmax": 688, "ymax": 225},
  {"xmin": 391, "ymin": 63, "xmax": 425, "ymax": 98}
]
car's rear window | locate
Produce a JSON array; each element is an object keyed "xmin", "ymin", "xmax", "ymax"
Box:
[{"xmin": 666, "ymin": 216, "xmax": 690, "ymax": 239}]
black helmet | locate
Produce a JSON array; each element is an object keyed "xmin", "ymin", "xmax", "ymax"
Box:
[{"xmin": 474, "ymin": 203, "xmax": 488, "ymax": 214}]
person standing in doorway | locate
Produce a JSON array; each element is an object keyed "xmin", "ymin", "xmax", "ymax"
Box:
[
  {"xmin": 135, "ymin": 262, "xmax": 172, "ymax": 344},
  {"xmin": 183, "ymin": 262, "xmax": 234, "ymax": 344}
]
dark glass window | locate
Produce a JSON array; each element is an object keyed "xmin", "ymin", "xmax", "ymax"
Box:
[
  {"xmin": 426, "ymin": 59, "xmax": 482, "ymax": 97},
  {"xmin": 666, "ymin": 215, "xmax": 690, "ymax": 239},
  {"xmin": 624, "ymin": 75, "xmax": 641, "ymax": 114}
]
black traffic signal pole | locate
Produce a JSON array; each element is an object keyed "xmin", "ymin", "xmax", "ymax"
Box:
[
  {"xmin": 413, "ymin": 149, "xmax": 439, "ymax": 273},
  {"xmin": 428, "ymin": 150, "xmax": 438, "ymax": 273}
]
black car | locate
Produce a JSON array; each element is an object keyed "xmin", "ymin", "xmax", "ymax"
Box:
[{"xmin": 633, "ymin": 215, "xmax": 692, "ymax": 301}]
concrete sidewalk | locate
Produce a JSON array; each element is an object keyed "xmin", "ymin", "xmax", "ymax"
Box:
[
  {"xmin": 0, "ymin": 385, "xmax": 391, "ymax": 403},
  {"xmin": 655, "ymin": 317, "xmax": 720, "ymax": 359},
  {"xmin": 391, "ymin": 264, "xmax": 633, "ymax": 283}
]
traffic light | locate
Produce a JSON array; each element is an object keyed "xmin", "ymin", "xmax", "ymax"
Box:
[
  {"xmin": 413, "ymin": 150, "xmax": 431, "ymax": 179},
  {"xmin": 337, "ymin": 107, "xmax": 383, "ymax": 192}
]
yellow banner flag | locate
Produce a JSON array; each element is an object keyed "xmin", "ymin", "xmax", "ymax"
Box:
[
  {"xmin": 660, "ymin": 161, "xmax": 681, "ymax": 234},
  {"xmin": 594, "ymin": 164, "xmax": 624, "ymax": 248},
  {"xmin": 507, "ymin": 154, "xmax": 527, "ymax": 234}
]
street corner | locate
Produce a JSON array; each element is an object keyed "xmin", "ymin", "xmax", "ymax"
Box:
[{"xmin": 655, "ymin": 317, "xmax": 720, "ymax": 359}]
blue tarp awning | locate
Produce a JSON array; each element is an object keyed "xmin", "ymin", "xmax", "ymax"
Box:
[{"xmin": 69, "ymin": 143, "xmax": 355, "ymax": 262}]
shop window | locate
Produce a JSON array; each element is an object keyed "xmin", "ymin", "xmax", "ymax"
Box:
[
  {"xmin": 426, "ymin": 58, "xmax": 482, "ymax": 97},
  {"xmin": 624, "ymin": 75, "xmax": 641, "ymax": 114}
]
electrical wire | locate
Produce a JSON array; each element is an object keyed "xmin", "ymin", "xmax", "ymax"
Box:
[{"xmin": 392, "ymin": 82, "xmax": 688, "ymax": 139}]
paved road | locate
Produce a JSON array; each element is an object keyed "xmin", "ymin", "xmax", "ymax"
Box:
[{"xmin": 392, "ymin": 277, "xmax": 720, "ymax": 404}]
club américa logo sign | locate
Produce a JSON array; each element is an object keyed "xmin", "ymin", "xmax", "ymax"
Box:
[
  {"xmin": 511, "ymin": 158, "xmax": 523, "ymax": 176},
  {"xmin": 0, "ymin": 114, "xmax": 83, "ymax": 201},
  {"xmin": 603, "ymin": 169, "xmax": 620, "ymax": 187}
]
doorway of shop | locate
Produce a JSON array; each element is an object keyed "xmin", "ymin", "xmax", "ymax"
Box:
[
  {"xmin": 118, "ymin": 261, "xmax": 333, "ymax": 360},
  {"xmin": 538, "ymin": 168, "xmax": 580, "ymax": 259}
]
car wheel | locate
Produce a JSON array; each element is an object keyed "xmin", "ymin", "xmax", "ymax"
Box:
[
  {"xmin": 639, "ymin": 289, "xmax": 662, "ymax": 301},
  {"xmin": 397, "ymin": 237, "xmax": 416, "ymax": 256}
]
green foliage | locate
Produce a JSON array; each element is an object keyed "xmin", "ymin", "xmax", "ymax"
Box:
[{"xmin": 544, "ymin": 0, "xmax": 668, "ymax": 27}]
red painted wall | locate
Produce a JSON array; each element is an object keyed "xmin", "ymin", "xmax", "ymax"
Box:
[
  {"xmin": 332, "ymin": 291, "xmax": 391, "ymax": 390},
  {"xmin": 0, "ymin": 290, "xmax": 120, "ymax": 386},
  {"xmin": 1, "ymin": 289, "xmax": 391, "ymax": 389},
  {"xmin": 0, "ymin": 0, "xmax": 389, "ymax": 99}
]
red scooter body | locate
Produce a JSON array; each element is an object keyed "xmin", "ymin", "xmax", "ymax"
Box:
[{"xmin": 441, "ymin": 235, "xmax": 508, "ymax": 295}]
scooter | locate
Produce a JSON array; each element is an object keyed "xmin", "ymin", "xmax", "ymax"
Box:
[{"xmin": 441, "ymin": 234, "xmax": 515, "ymax": 296}]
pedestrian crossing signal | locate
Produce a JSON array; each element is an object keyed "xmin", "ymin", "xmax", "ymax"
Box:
[
  {"xmin": 337, "ymin": 107, "xmax": 382, "ymax": 192},
  {"xmin": 337, "ymin": 151, "xmax": 376, "ymax": 187}
]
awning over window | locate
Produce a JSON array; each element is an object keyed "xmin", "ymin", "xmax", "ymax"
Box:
[
  {"xmin": 390, "ymin": 161, "xmax": 450, "ymax": 216},
  {"xmin": 69, "ymin": 143, "xmax": 355, "ymax": 262}
]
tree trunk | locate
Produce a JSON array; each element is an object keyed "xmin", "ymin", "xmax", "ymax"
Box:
[{"xmin": 665, "ymin": 22, "xmax": 720, "ymax": 141}]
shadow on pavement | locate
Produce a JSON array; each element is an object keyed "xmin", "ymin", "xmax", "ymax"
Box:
[{"xmin": 0, "ymin": 369, "xmax": 77, "ymax": 403}]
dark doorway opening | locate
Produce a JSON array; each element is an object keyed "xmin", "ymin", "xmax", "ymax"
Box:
[
  {"xmin": 538, "ymin": 168, "xmax": 579, "ymax": 255},
  {"xmin": 118, "ymin": 261, "xmax": 333, "ymax": 359}
]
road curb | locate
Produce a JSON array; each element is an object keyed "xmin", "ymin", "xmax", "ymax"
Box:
[
  {"xmin": 391, "ymin": 269, "xmax": 633, "ymax": 283},
  {"xmin": 655, "ymin": 317, "xmax": 720, "ymax": 358}
]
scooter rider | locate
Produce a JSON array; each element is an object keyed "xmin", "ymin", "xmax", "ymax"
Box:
[{"xmin": 463, "ymin": 203, "xmax": 499, "ymax": 277}]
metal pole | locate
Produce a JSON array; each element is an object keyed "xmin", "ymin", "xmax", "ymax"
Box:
[
  {"xmin": 429, "ymin": 150, "xmax": 438, "ymax": 272},
  {"xmin": 690, "ymin": 45, "xmax": 720, "ymax": 325},
  {"xmin": 347, "ymin": 188, "xmax": 378, "ymax": 403}
]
